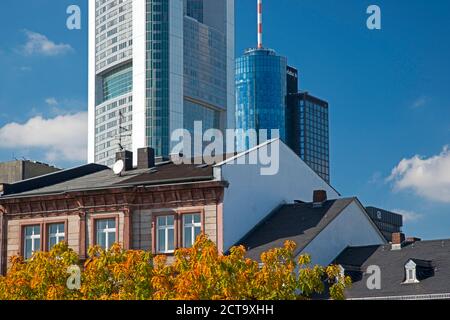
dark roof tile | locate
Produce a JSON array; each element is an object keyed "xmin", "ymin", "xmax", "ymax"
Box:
[
  {"xmin": 237, "ymin": 198, "xmax": 355, "ymax": 261},
  {"xmin": 334, "ymin": 240, "xmax": 450, "ymax": 298}
]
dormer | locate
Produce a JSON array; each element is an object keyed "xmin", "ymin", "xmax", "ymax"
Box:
[
  {"xmin": 338, "ymin": 264, "xmax": 363, "ymax": 282},
  {"xmin": 403, "ymin": 259, "xmax": 434, "ymax": 284}
]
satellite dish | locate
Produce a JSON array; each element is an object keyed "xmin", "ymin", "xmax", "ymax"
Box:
[{"xmin": 113, "ymin": 160, "xmax": 125, "ymax": 175}]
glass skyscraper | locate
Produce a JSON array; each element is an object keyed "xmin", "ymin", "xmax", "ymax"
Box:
[
  {"xmin": 89, "ymin": 0, "xmax": 235, "ymax": 165},
  {"xmin": 286, "ymin": 92, "xmax": 330, "ymax": 183},
  {"xmin": 234, "ymin": 1, "xmax": 330, "ymax": 182},
  {"xmin": 235, "ymin": 48, "xmax": 287, "ymax": 151}
]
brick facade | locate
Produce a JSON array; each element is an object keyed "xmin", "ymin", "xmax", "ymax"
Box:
[{"xmin": 0, "ymin": 181, "xmax": 225, "ymax": 274}]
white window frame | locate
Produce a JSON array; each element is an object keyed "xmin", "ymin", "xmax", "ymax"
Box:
[
  {"xmin": 404, "ymin": 260, "xmax": 419, "ymax": 284},
  {"xmin": 182, "ymin": 213, "xmax": 202, "ymax": 248},
  {"xmin": 96, "ymin": 218, "xmax": 117, "ymax": 250},
  {"xmin": 48, "ymin": 223, "xmax": 65, "ymax": 249},
  {"xmin": 156, "ymin": 215, "xmax": 175, "ymax": 254},
  {"xmin": 24, "ymin": 225, "xmax": 41, "ymax": 259}
]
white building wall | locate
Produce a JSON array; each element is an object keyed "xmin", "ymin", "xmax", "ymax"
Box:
[
  {"xmin": 216, "ymin": 140, "xmax": 340, "ymax": 251},
  {"xmin": 89, "ymin": 0, "xmax": 134, "ymax": 165},
  {"xmin": 300, "ymin": 201, "xmax": 386, "ymax": 267},
  {"xmin": 88, "ymin": 0, "xmax": 96, "ymax": 163},
  {"xmin": 131, "ymin": 0, "xmax": 147, "ymax": 164}
]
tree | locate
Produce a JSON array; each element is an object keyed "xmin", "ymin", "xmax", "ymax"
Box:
[
  {"xmin": 0, "ymin": 235, "xmax": 351, "ymax": 300},
  {"xmin": 0, "ymin": 242, "xmax": 79, "ymax": 300}
]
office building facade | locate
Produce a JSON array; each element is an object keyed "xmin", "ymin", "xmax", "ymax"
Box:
[
  {"xmin": 0, "ymin": 161, "xmax": 60, "ymax": 185},
  {"xmin": 286, "ymin": 92, "xmax": 330, "ymax": 183},
  {"xmin": 235, "ymin": 48, "xmax": 287, "ymax": 151},
  {"xmin": 235, "ymin": 49, "xmax": 331, "ymax": 182},
  {"xmin": 89, "ymin": 0, "xmax": 235, "ymax": 166},
  {"xmin": 365, "ymin": 207, "xmax": 403, "ymax": 242}
]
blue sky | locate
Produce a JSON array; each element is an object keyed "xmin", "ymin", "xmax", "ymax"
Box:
[{"xmin": 0, "ymin": 0, "xmax": 449, "ymax": 240}]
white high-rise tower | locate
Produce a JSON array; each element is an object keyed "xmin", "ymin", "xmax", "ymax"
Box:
[{"xmin": 88, "ymin": 0, "xmax": 235, "ymax": 165}]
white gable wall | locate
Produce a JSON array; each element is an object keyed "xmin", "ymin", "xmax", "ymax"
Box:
[
  {"xmin": 216, "ymin": 140, "xmax": 340, "ymax": 251},
  {"xmin": 299, "ymin": 201, "xmax": 386, "ymax": 267}
]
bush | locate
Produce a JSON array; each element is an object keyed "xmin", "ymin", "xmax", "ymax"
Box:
[{"xmin": 0, "ymin": 235, "xmax": 351, "ymax": 300}]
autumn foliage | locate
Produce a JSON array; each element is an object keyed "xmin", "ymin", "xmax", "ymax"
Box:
[{"xmin": 0, "ymin": 235, "xmax": 351, "ymax": 300}]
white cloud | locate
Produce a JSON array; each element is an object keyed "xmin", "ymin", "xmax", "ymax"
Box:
[
  {"xmin": 22, "ymin": 30, "xmax": 73, "ymax": 56},
  {"xmin": 19, "ymin": 66, "xmax": 32, "ymax": 72},
  {"xmin": 412, "ymin": 96, "xmax": 427, "ymax": 109},
  {"xmin": 45, "ymin": 97, "xmax": 58, "ymax": 106},
  {"xmin": 0, "ymin": 112, "xmax": 87, "ymax": 162},
  {"xmin": 388, "ymin": 146, "xmax": 450, "ymax": 203},
  {"xmin": 391, "ymin": 209, "xmax": 423, "ymax": 223}
]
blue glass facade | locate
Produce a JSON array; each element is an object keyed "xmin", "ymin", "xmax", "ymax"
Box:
[
  {"xmin": 185, "ymin": 0, "xmax": 204, "ymax": 23},
  {"xmin": 101, "ymin": 63, "xmax": 133, "ymax": 103},
  {"xmin": 91, "ymin": 0, "xmax": 234, "ymax": 165},
  {"xmin": 287, "ymin": 92, "xmax": 330, "ymax": 183},
  {"xmin": 145, "ymin": 0, "xmax": 171, "ymax": 157},
  {"xmin": 235, "ymin": 48, "xmax": 287, "ymax": 151}
]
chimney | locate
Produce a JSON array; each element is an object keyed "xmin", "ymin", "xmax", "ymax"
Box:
[
  {"xmin": 391, "ymin": 232, "xmax": 405, "ymax": 250},
  {"xmin": 116, "ymin": 150, "xmax": 133, "ymax": 171},
  {"xmin": 313, "ymin": 190, "xmax": 327, "ymax": 203},
  {"xmin": 137, "ymin": 147, "xmax": 155, "ymax": 170},
  {"xmin": 406, "ymin": 237, "xmax": 421, "ymax": 244}
]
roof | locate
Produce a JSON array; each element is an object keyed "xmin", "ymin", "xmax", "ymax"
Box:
[
  {"xmin": 334, "ymin": 240, "xmax": 450, "ymax": 299},
  {"xmin": 0, "ymin": 160, "xmax": 218, "ymax": 199},
  {"xmin": 237, "ymin": 198, "xmax": 356, "ymax": 261}
]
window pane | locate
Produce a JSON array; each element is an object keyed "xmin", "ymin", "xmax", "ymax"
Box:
[
  {"xmin": 158, "ymin": 216, "xmax": 166, "ymax": 227},
  {"xmin": 35, "ymin": 238, "xmax": 41, "ymax": 252},
  {"xmin": 48, "ymin": 223, "xmax": 65, "ymax": 249},
  {"xmin": 108, "ymin": 232, "xmax": 116, "ymax": 247},
  {"xmin": 25, "ymin": 239, "xmax": 32, "ymax": 259},
  {"xmin": 158, "ymin": 229, "xmax": 165, "ymax": 252},
  {"xmin": 97, "ymin": 220, "xmax": 106, "ymax": 230},
  {"xmin": 108, "ymin": 219, "xmax": 116, "ymax": 229},
  {"xmin": 168, "ymin": 229, "xmax": 174, "ymax": 251},
  {"xmin": 25, "ymin": 226, "xmax": 33, "ymax": 236},
  {"xmin": 49, "ymin": 224, "xmax": 57, "ymax": 234},
  {"xmin": 97, "ymin": 231, "xmax": 106, "ymax": 249},
  {"xmin": 194, "ymin": 226, "xmax": 201, "ymax": 241},
  {"xmin": 194, "ymin": 214, "xmax": 201, "ymax": 224},
  {"xmin": 167, "ymin": 215, "xmax": 174, "ymax": 226},
  {"xmin": 184, "ymin": 226, "xmax": 192, "ymax": 248},
  {"xmin": 49, "ymin": 237, "xmax": 57, "ymax": 249},
  {"xmin": 96, "ymin": 219, "xmax": 116, "ymax": 249}
]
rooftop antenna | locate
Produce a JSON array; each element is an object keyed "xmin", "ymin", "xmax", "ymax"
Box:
[
  {"xmin": 115, "ymin": 110, "xmax": 132, "ymax": 152},
  {"xmin": 257, "ymin": 0, "xmax": 263, "ymax": 49}
]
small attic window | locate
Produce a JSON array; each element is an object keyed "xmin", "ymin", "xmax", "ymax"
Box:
[
  {"xmin": 403, "ymin": 259, "xmax": 434, "ymax": 284},
  {"xmin": 404, "ymin": 260, "xmax": 419, "ymax": 284}
]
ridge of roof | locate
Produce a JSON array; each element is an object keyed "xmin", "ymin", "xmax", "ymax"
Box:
[{"xmin": 237, "ymin": 197, "xmax": 356, "ymax": 261}]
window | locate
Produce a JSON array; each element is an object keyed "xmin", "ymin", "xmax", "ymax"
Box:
[
  {"xmin": 101, "ymin": 63, "xmax": 133, "ymax": 103},
  {"xmin": 152, "ymin": 211, "xmax": 205, "ymax": 254},
  {"xmin": 407, "ymin": 269, "xmax": 415, "ymax": 281},
  {"xmin": 23, "ymin": 225, "xmax": 41, "ymax": 260},
  {"xmin": 47, "ymin": 223, "xmax": 65, "ymax": 250},
  {"xmin": 96, "ymin": 219, "xmax": 117, "ymax": 250},
  {"xmin": 404, "ymin": 260, "xmax": 419, "ymax": 284},
  {"xmin": 156, "ymin": 216, "xmax": 175, "ymax": 254},
  {"xmin": 183, "ymin": 214, "xmax": 202, "ymax": 248}
]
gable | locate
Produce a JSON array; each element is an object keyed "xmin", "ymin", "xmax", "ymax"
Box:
[{"xmin": 299, "ymin": 201, "xmax": 386, "ymax": 266}]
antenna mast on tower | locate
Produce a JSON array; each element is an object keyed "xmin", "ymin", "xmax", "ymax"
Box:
[{"xmin": 257, "ymin": 0, "xmax": 263, "ymax": 48}]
